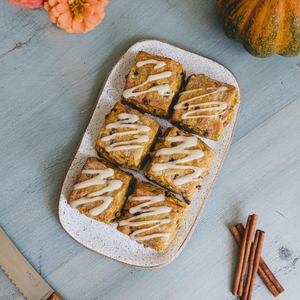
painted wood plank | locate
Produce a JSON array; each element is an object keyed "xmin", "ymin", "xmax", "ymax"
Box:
[{"xmin": 14, "ymin": 95, "xmax": 300, "ymax": 300}]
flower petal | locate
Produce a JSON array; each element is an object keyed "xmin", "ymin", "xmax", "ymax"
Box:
[
  {"xmin": 56, "ymin": 3, "xmax": 69, "ymax": 13},
  {"xmin": 85, "ymin": 6, "xmax": 94, "ymax": 14},
  {"xmin": 90, "ymin": 12, "xmax": 101, "ymax": 25},
  {"xmin": 82, "ymin": 10, "xmax": 93, "ymax": 22},
  {"xmin": 58, "ymin": 11, "xmax": 71, "ymax": 24},
  {"xmin": 49, "ymin": 12, "xmax": 57, "ymax": 23},
  {"xmin": 76, "ymin": 14, "xmax": 84, "ymax": 22},
  {"xmin": 51, "ymin": 7, "xmax": 60, "ymax": 17},
  {"xmin": 49, "ymin": 0, "xmax": 57, "ymax": 6},
  {"xmin": 99, "ymin": 0, "xmax": 108, "ymax": 6},
  {"xmin": 99, "ymin": 11, "xmax": 105, "ymax": 19},
  {"xmin": 91, "ymin": 4, "xmax": 104, "ymax": 14},
  {"xmin": 44, "ymin": 2, "xmax": 51, "ymax": 11},
  {"xmin": 83, "ymin": 20, "xmax": 95, "ymax": 32},
  {"xmin": 96, "ymin": 16, "xmax": 103, "ymax": 26},
  {"xmin": 86, "ymin": 0, "xmax": 97, "ymax": 5},
  {"xmin": 59, "ymin": 16, "xmax": 72, "ymax": 29},
  {"xmin": 72, "ymin": 19, "xmax": 84, "ymax": 32}
]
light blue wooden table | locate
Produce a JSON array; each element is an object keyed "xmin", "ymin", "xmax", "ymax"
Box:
[{"xmin": 1, "ymin": 1, "xmax": 300, "ymax": 299}]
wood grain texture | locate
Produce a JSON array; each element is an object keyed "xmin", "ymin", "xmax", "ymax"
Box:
[
  {"xmin": 0, "ymin": 0, "xmax": 299, "ymax": 299},
  {"xmin": 47, "ymin": 292, "xmax": 64, "ymax": 300}
]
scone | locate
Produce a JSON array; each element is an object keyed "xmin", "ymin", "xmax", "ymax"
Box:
[
  {"xmin": 171, "ymin": 74, "xmax": 238, "ymax": 141},
  {"xmin": 95, "ymin": 102, "xmax": 160, "ymax": 171},
  {"xmin": 145, "ymin": 126, "xmax": 214, "ymax": 201},
  {"xmin": 117, "ymin": 181, "xmax": 188, "ymax": 252},
  {"xmin": 68, "ymin": 157, "xmax": 135, "ymax": 225},
  {"xmin": 121, "ymin": 51, "xmax": 185, "ymax": 118}
]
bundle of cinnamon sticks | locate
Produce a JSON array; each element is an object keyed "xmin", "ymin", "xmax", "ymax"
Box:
[{"xmin": 230, "ymin": 214, "xmax": 284, "ymax": 299}]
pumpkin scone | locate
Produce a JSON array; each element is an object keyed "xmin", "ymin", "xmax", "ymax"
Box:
[
  {"xmin": 68, "ymin": 157, "xmax": 135, "ymax": 226},
  {"xmin": 121, "ymin": 51, "xmax": 185, "ymax": 118},
  {"xmin": 145, "ymin": 126, "xmax": 214, "ymax": 201},
  {"xmin": 117, "ymin": 181, "xmax": 188, "ymax": 252},
  {"xmin": 95, "ymin": 102, "xmax": 160, "ymax": 171},
  {"xmin": 171, "ymin": 74, "xmax": 238, "ymax": 141}
]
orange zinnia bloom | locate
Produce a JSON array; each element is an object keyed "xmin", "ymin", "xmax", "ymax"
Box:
[{"xmin": 44, "ymin": 0, "xmax": 108, "ymax": 33}]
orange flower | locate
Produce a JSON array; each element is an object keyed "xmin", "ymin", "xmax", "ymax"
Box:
[{"xmin": 44, "ymin": 0, "xmax": 108, "ymax": 33}]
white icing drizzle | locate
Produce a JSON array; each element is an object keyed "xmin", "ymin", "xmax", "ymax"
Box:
[
  {"xmin": 101, "ymin": 113, "xmax": 150, "ymax": 152},
  {"xmin": 70, "ymin": 169, "xmax": 122, "ymax": 216},
  {"xmin": 74, "ymin": 169, "xmax": 113, "ymax": 189},
  {"xmin": 174, "ymin": 86, "xmax": 228, "ymax": 119},
  {"xmin": 151, "ymin": 136, "xmax": 204, "ymax": 186},
  {"xmin": 123, "ymin": 57, "xmax": 173, "ymax": 99},
  {"xmin": 136, "ymin": 59, "xmax": 166, "ymax": 69},
  {"xmin": 119, "ymin": 194, "xmax": 172, "ymax": 241},
  {"xmin": 123, "ymin": 71, "xmax": 172, "ymax": 99}
]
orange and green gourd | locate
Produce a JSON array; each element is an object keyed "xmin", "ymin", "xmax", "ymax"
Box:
[{"xmin": 217, "ymin": 0, "xmax": 300, "ymax": 57}]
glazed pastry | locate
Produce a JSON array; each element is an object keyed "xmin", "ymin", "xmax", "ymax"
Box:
[
  {"xmin": 171, "ymin": 74, "xmax": 238, "ymax": 141},
  {"xmin": 117, "ymin": 181, "xmax": 188, "ymax": 252},
  {"xmin": 95, "ymin": 102, "xmax": 160, "ymax": 171},
  {"xmin": 145, "ymin": 126, "xmax": 214, "ymax": 201},
  {"xmin": 68, "ymin": 157, "xmax": 135, "ymax": 225},
  {"xmin": 122, "ymin": 51, "xmax": 185, "ymax": 118}
]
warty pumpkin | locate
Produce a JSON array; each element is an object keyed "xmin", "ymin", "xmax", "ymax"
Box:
[{"xmin": 217, "ymin": 0, "xmax": 300, "ymax": 57}]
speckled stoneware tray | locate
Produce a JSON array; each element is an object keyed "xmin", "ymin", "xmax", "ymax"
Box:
[{"xmin": 58, "ymin": 39, "xmax": 241, "ymax": 269}]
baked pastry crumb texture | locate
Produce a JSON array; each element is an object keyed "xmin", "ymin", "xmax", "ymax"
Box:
[
  {"xmin": 122, "ymin": 51, "xmax": 185, "ymax": 118},
  {"xmin": 95, "ymin": 102, "xmax": 160, "ymax": 171},
  {"xmin": 117, "ymin": 181, "xmax": 188, "ymax": 252},
  {"xmin": 172, "ymin": 74, "xmax": 238, "ymax": 141},
  {"xmin": 68, "ymin": 157, "xmax": 135, "ymax": 226},
  {"xmin": 145, "ymin": 126, "xmax": 214, "ymax": 200}
]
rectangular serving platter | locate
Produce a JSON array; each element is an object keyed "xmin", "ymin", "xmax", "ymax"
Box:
[{"xmin": 58, "ymin": 39, "xmax": 241, "ymax": 269}]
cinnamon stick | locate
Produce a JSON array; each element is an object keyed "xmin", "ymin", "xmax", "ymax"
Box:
[
  {"xmin": 232, "ymin": 215, "xmax": 252, "ymax": 295},
  {"xmin": 247, "ymin": 230, "xmax": 265, "ymax": 299},
  {"xmin": 238, "ymin": 214, "xmax": 258, "ymax": 296},
  {"xmin": 236, "ymin": 223, "xmax": 245, "ymax": 236},
  {"xmin": 242, "ymin": 230, "xmax": 260, "ymax": 300},
  {"xmin": 236, "ymin": 224, "xmax": 284, "ymax": 296},
  {"xmin": 259, "ymin": 260, "xmax": 284, "ymax": 295},
  {"xmin": 229, "ymin": 226, "xmax": 243, "ymax": 245}
]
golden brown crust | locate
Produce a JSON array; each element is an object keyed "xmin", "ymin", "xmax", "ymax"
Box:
[
  {"xmin": 95, "ymin": 102, "xmax": 160, "ymax": 171},
  {"xmin": 145, "ymin": 126, "xmax": 214, "ymax": 200},
  {"xmin": 117, "ymin": 182, "xmax": 188, "ymax": 252},
  {"xmin": 171, "ymin": 74, "xmax": 238, "ymax": 141},
  {"xmin": 122, "ymin": 51, "xmax": 185, "ymax": 118},
  {"xmin": 68, "ymin": 157, "xmax": 135, "ymax": 225}
]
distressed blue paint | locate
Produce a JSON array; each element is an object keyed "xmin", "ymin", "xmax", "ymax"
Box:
[{"xmin": 0, "ymin": 0, "xmax": 300, "ymax": 299}]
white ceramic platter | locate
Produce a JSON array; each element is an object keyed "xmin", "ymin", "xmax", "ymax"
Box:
[{"xmin": 58, "ymin": 39, "xmax": 241, "ymax": 269}]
